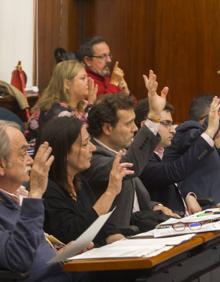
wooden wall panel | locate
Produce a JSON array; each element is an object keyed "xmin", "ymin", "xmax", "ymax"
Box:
[
  {"xmin": 37, "ymin": 0, "xmax": 79, "ymax": 90},
  {"xmin": 37, "ymin": 0, "xmax": 220, "ymax": 122},
  {"xmin": 78, "ymin": 0, "xmax": 220, "ymax": 122}
]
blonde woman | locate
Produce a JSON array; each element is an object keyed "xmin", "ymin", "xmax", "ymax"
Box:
[{"xmin": 27, "ymin": 59, "xmax": 97, "ymax": 143}]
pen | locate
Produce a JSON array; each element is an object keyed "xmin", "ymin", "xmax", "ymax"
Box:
[{"xmin": 196, "ymin": 211, "xmax": 212, "ymax": 217}]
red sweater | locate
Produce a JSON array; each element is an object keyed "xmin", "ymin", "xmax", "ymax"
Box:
[{"xmin": 86, "ymin": 68, "xmax": 121, "ymax": 96}]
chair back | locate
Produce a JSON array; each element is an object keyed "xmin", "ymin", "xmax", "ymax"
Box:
[{"xmin": 0, "ymin": 107, "xmax": 24, "ymax": 131}]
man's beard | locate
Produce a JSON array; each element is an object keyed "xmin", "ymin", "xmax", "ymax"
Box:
[
  {"xmin": 100, "ymin": 65, "xmax": 111, "ymax": 77},
  {"xmin": 90, "ymin": 63, "xmax": 111, "ymax": 77}
]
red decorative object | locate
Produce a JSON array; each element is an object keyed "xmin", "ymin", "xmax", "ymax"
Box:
[
  {"xmin": 11, "ymin": 61, "xmax": 27, "ymax": 94},
  {"xmin": 11, "ymin": 61, "xmax": 30, "ymax": 120}
]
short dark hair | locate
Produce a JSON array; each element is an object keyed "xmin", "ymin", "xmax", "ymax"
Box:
[
  {"xmin": 88, "ymin": 93, "xmax": 134, "ymax": 137},
  {"xmin": 36, "ymin": 116, "xmax": 83, "ymax": 192},
  {"xmin": 134, "ymin": 98, "xmax": 174, "ymax": 129},
  {"xmin": 54, "ymin": 47, "xmax": 76, "ymax": 64},
  {"xmin": 76, "ymin": 36, "xmax": 106, "ymax": 61},
  {"xmin": 188, "ymin": 95, "xmax": 214, "ymax": 121}
]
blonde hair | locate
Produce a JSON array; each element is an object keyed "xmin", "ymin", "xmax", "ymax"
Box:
[{"xmin": 32, "ymin": 60, "xmax": 85, "ymax": 112}]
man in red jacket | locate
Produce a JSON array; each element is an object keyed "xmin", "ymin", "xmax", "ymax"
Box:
[{"xmin": 77, "ymin": 36, "xmax": 130, "ymax": 97}]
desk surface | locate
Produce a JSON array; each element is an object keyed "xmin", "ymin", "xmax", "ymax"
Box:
[{"xmin": 64, "ymin": 231, "xmax": 220, "ymax": 272}]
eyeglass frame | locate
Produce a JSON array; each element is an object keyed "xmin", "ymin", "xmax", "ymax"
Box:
[{"xmin": 91, "ymin": 53, "xmax": 113, "ymax": 60}]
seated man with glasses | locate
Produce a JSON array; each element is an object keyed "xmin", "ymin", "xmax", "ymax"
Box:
[
  {"xmin": 135, "ymin": 97, "xmax": 220, "ymax": 216},
  {"xmin": 164, "ymin": 95, "xmax": 220, "ymax": 206},
  {"xmin": 76, "ymin": 36, "xmax": 130, "ymax": 96},
  {"xmin": 0, "ymin": 120, "xmax": 91, "ymax": 282}
]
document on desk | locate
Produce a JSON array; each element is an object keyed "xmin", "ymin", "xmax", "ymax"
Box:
[
  {"xmin": 68, "ymin": 234, "xmax": 194, "ymax": 260},
  {"xmin": 131, "ymin": 229, "xmax": 155, "ymax": 238},
  {"xmin": 49, "ymin": 209, "xmax": 114, "ymax": 263},
  {"xmin": 154, "ymin": 209, "xmax": 220, "ymax": 238}
]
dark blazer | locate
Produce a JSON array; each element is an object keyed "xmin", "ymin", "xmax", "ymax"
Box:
[
  {"xmin": 164, "ymin": 120, "xmax": 220, "ymax": 203},
  {"xmin": 83, "ymin": 125, "xmax": 160, "ymax": 231},
  {"xmin": 140, "ymin": 135, "xmax": 214, "ymax": 212},
  {"xmin": 141, "ymin": 152, "xmax": 185, "ymax": 213}
]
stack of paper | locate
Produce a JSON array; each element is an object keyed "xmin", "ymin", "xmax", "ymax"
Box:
[{"xmin": 68, "ymin": 234, "xmax": 195, "ymax": 260}]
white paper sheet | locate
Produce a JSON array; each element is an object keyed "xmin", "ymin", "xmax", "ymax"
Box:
[
  {"xmin": 131, "ymin": 229, "xmax": 155, "ymax": 238},
  {"xmin": 49, "ymin": 209, "xmax": 114, "ymax": 263}
]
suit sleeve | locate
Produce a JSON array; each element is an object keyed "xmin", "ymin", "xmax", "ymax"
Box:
[
  {"xmin": 88, "ymin": 126, "xmax": 160, "ymax": 183},
  {"xmin": 141, "ymin": 136, "xmax": 214, "ymax": 188},
  {"xmin": 122, "ymin": 125, "xmax": 160, "ymax": 177}
]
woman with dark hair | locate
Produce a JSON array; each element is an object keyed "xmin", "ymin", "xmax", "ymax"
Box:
[{"xmin": 38, "ymin": 116, "xmax": 133, "ymax": 245}]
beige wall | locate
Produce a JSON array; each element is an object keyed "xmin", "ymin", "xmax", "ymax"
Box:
[{"xmin": 0, "ymin": 0, "xmax": 34, "ymax": 88}]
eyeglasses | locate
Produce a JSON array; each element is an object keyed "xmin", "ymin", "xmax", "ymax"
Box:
[
  {"xmin": 157, "ymin": 218, "xmax": 220, "ymax": 232},
  {"xmin": 160, "ymin": 120, "xmax": 174, "ymax": 128},
  {"xmin": 91, "ymin": 53, "xmax": 113, "ymax": 60},
  {"xmin": 172, "ymin": 222, "xmax": 202, "ymax": 231}
]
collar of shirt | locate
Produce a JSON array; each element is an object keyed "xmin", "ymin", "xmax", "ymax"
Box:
[
  {"xmin": 0, "ymin": 186, "xmax": 28, "ymax": 206},
  {"xmin": 93, "ymin": 138, "xmax": 119, "ymax": 154},
  {"xmin": 154, "ymin": 146, "xmax": 164, "ymax": 160}
]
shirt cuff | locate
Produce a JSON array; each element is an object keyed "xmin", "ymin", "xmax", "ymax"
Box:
[
  {"xmin": 145, "ymin": 119, "xmax": 160, "ymax": 135},
  {"xmin": 201, "ymin": 132, "xmax": 214, "ymax": 147}
]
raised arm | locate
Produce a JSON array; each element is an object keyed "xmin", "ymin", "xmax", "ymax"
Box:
[
  {"xmin": 29, "ymin": 142, "xmax": 54, "ymax": 199},
  {"xmin": 143, "ymin": 69, "xmax": 168, "ymax": 121},
  {"xmin": 141, "ymin": 96, "xmax": 220, "ymax": 187},
  {"xmin": 93, "ymin": 150, "xmax": 134, "ymax": 215}
]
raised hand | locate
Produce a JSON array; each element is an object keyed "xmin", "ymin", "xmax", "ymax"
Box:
[
  {"xmin": 143, "ymin": 70, "xmax": 169, "ymax": 117},
  {"xmin": 110, "ymin": 61, "xmax": 124, "ymax": 86},
  {"xmin": 106, "ymin": 150, "xmax": 134, "ymax": 196},
  {"xmin": 29, "ymin": 142, "xmax": 54, "ymax": 199},
  {"xmin": 93, "ymin": 151, "xmax": 134, "ymax": 216},
  {"xmin": 87, "ymin": 77, "xmax": 98, "ymax": 105},
  {"xmin": 205, "ymin": 96, "xmax": 220, "ymax": 139}
]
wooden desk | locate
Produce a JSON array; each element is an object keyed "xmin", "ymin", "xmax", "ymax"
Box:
[
  {"xmin": 64, "ymin": 232, "xmax": 220, "ymax": 282},
  {"xmin": 64, "ymin": 235, "xmax": 204, "ymax": 272}
]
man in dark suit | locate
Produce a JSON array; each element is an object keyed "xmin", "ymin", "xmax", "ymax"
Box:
[
  {"xmin": 136, "ymin": 96, "xmax": 220, "ymax": 215},
  {"xmin": 164, "ymin": 95, "xmax": 220, "ymax": 206},
  {"xmin": 84, "ymin": 70, "xmax": 179, "ymax": 243}
]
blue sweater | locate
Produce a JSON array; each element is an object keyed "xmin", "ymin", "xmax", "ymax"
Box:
[{"xmin": 0, "ymin": 191, "xmax": 74, "ymax": 282}]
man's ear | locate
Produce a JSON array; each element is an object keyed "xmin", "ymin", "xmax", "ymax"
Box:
[
  {"xmin": 84, "ymin": 56, "xmax": 92, "ymax": 67},
  {"xmin": 102, "ymin": 123, "xmax": 113, "ymax": 136}
]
